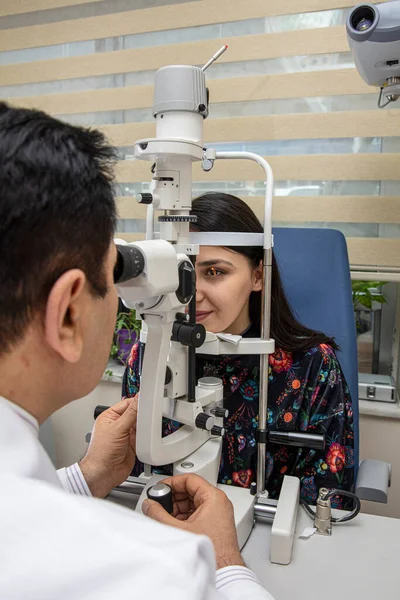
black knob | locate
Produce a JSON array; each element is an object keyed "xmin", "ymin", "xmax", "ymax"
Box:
[
  {"xmin": 250, "ymin": 482, "xmax": 257, "ymax": 496},
  {"xmin": 214, "ymin": 407, "xmax": 229, "ymax": 418},
  {"xmin": 172, "ymin": 321, "xmax": 206, "ymax": 348},
  {"xmin": 195, "ymin": 412, "xmax": 214, "ymax": 431},
  {"xmin": 114, "ymin": 245, "xmax": 145, "ymax": 283},
  {"xmin": 147, "ymin": 483, "xmax": 173, "ymax": 514},
  {"xmin": 211, "ymin": 425, "xmax": 225, "ymax": 437},
  {"xmin": 136, "ymin": 193, "xmax": 153, "ymax": 204},
  {"xmin": 94, "ymin": 405, "xmax": 110, "ymax": 420}
]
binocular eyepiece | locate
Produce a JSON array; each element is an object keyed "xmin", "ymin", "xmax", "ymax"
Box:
[{"xmin": 114, "ymin": 244, "xmax": 145, "ymax": 284}]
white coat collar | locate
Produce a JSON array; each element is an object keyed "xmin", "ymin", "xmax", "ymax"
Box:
[{"xmin": 0, "ymin": 396, "xmax": 61, "ymax": 488}]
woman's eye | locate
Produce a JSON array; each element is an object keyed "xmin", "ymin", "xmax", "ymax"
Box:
[{"xmin": 205, "ymin": 267, "xmax": 224, "ymax": 277}]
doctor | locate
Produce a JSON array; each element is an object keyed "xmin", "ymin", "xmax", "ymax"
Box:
[{"xmin": 0, "ymin": 102, "xmax": 273, "ymax": 600}]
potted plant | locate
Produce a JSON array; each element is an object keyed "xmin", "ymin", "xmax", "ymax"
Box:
[
  {"xmin": 352, "ymin": 280, "xmax": 387, "ymax": 335},
  {"xmin": 110, "ymin": 309, "xmax": 142, "ymax": 365}
]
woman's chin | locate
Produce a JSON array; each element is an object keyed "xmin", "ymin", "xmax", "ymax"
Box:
[
  {"xmin": 202, "ymin": 320, "xmax": 225, "ymax": 334},
  {"xmin": 197, "ymin": 316, "xmax": 217, "ymax": 332}
]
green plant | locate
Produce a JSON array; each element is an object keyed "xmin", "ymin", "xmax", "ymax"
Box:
[
  {"xmin": 352, "ymin": 281, "xmax": 387, "ymax": 335},
  {"xmin": 115, "ymin": 310, "xmax": 142, "ymax": 334},
  {"xmin": 109, "ymin": 309, "xmax": 142, "ymax": 363},
  {"xmin": 352, "ymin": 281, "xmax": 387, "ymax": 310}
]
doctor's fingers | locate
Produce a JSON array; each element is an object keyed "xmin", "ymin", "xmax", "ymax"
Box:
[
  {"xmin": 161, "ymin": 474, "xmax": 217, "ymax": 507},
  {"xmin": 171, "ymin": 496, "xmax": 194, "ymax": 518},
  {"xmin": 109, "ymin": 395, "xmax": 138, "ymax": 416},
  {"xmin": 113, "ymin": 396, "xmax": 138, "ymax": 433},
  {"xmin": 142, "ymin": 498, "xmax": 186, "ymax": 529}
]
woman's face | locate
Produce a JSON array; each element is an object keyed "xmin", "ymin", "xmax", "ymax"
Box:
[{"xmin": 194, "ymin": 245, "xmax": 262, "ymax": 334}]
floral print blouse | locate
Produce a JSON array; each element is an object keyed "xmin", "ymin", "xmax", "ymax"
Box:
[{"xmin": 122, "ymin": 328, "xmax": 354, "ymax": 508}]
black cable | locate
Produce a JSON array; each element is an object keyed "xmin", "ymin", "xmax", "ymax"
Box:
[
  {"xmin": 300, "ymin": 499, "xmax": 317, "ymax": 519},
  {"xmin": 322, "ymin": 489, "xmax": 361, "ymax": 523},
  {"xmin": 300, "ymin": 489, "xmax": 361, "ymax": 524}
]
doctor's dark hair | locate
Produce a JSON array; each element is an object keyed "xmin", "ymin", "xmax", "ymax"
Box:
[
  {"xmin": 0, "ymin": 102, "xmax": 117, "ymax": 354},
  {"xmin": 191, "ymin": 192, "xmax": 337, "ymax": 352}
]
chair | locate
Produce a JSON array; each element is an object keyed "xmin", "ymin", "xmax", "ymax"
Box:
[{"xmin": 273, "ymin": 227, "xmax": 390, "ymax": 501}]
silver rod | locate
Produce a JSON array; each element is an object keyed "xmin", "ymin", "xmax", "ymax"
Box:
[
  {"xmin": 257, "ymin": 248, "xmax": 273, "ymax": 495},
  {"xmin": 350, "ymin": 265, "xmax": 400, "ymax": 273},
  {"xmin": 351, "ymin": 272, "xmax": 400, "ymax": 283},
  {"xmin": 201, "ymin": 45, "xmax": 228, "ymax": 71},
  {"xmin": 254, "ymin": 502, "xmax": 277, "ymax": 523},
  {"xmin": 269, "ymin": 430, "xmax": 325, "ymax": 450},
  {"xmin": 114, "ymin": 479, "xmax": 146, "ymax": 495}
]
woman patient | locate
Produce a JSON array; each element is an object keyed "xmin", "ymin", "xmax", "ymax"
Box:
[{"xmin": 123, "ymin": 192, "xmax": 354, "ymax": 507}]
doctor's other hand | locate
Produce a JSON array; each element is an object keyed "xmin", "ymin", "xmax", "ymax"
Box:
[
  {"xmin": 79, "ymin": 396, "xmax": 138, "ymax": 498},
  {"xmin": 142, "ymin": 474, "xmax": 245, "ymax": 570}
]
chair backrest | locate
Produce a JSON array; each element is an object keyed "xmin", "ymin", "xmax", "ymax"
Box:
[{"xmin": 273, "ymin": 227, "xmax": 359, "ymax": 475}]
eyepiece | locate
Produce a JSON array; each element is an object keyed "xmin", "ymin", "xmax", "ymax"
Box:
[{"xmin": 114, "ymin": 244, "xmax": 145, "ymax": 284}]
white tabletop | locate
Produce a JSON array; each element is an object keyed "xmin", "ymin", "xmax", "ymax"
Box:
[
  {"xmin": 242, "ymin": 508, "xmax": 400, "ymax": 600},
  {"xmin": 108, "ymin": 490, "xmax": 400, "ymax": 599}
]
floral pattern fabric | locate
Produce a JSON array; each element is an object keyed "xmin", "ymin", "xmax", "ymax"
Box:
[{"xmin": 122, "ymin": 329, "xmax": 354, "ymax": 507}]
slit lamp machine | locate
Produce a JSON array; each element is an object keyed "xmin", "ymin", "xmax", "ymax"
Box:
[{"xmin": 111, "ymin": 45, "xmax": 326, "ymax": 565}]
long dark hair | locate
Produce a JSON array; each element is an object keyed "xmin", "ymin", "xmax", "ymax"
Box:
[{"xmin": 191, "ymin": 192, "xmax": 338, "ymax": 352}]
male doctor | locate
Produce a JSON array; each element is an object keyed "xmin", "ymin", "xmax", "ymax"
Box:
[{"xmin": 0, "ymin": 103, "xmax": 273, "ymax": 600}]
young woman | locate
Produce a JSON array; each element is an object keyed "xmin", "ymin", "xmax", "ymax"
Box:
[{"xmin": 122, "ymin": 193, "xmax": 354, "ymax": 507}]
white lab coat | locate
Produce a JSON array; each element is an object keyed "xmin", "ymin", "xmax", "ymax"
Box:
[{"xmin": 0, "ymin": 397, "xmax": 273, "ymax": 599}]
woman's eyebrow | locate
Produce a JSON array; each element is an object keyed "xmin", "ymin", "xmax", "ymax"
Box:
[{"xmin": 196, "ymin": 259, "xmax": 234, "ymax": 267}]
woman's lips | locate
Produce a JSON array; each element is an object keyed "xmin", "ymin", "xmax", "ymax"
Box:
[{"xmin": 196, "ymin": 311, "xmax": 212, "ymax": 322}]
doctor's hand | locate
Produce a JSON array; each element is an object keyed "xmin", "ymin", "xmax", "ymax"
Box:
[
  {"xmin": 79, "ymin": 396, "xmax": 138, "ymax": 498},
  {"xmin": 142, "ymin": 474, "xmax": 245, "ymax": 570}
]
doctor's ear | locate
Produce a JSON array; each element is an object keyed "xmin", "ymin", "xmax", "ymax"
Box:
[{"xmin": 44, "ymin": 269, "xmax": 87, "ymax": 363}]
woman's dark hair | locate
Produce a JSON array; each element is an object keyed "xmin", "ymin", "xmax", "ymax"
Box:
[{"xmin": 191, "ymin": 192, "xmax": 338, "ymax": 352}]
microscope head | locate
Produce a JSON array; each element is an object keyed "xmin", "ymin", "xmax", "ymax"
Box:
[{"xmin": 347, "ymin": 2, "xmax": 400, "ymax": 105}]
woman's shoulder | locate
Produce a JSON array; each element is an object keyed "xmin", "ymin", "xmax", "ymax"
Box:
[
  {"xmin": 270, "ymin": 343, "xmax": 338, "ymax": 367},
  {"xmin": 292, "ymin": 344, "xmax": 344, "ymax": 390},
  {"xmin": 297, "ymin": 343, "xmax": 341, "ymax": 370},
  {"xmin": 268, "ymin": 344, "xmax": 340, "ymax": 377},
  {"xmin": 304, "ymin": 343, "xmax": 339, "ymax": 361}
]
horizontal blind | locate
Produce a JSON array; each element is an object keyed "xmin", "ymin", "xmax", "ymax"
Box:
[
  {"xmin": 117, "ymin": 196, "xmax": 400, "ymax": 224},
  {"xmin": 1, "ymin": 0, "xmax": 397, "ymax": 269},
  {"xmin": 1, "ymin": 27, "xmax": 350, "ymax": 85},
  {"xmin": 94, "ymin": 111, "xmax": 400, "ymax": 145},
  {"xmin": 0, "ymin": 0, "xmax": 103, "ymax": 17},
  {"xmin": 9, "ymin": 69, "xmax": 374, "ymax": 111},
  {"xmin": 0, "ymin": 1, "xmax": 371, "ymax": 52},
  {"xmin": 114, "ymin": 155, "xmax": 400, "ymax": 183}
]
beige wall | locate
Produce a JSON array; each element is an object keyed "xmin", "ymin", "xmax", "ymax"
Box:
[
  {"xmin": 52, "ymin": 380, "xmax": 400, "ymax": 519},
  {"xmin": 52, "ymin": 380, "xmax": 122, "ymax": 468},
  {"xmin": 360, "ymin": 415, "xmax": 400, "ymax": 519}
]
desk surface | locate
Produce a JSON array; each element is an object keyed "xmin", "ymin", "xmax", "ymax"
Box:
[
  {"xmin": 109, "ymin": 491, "xmax": 400, "ymax": 600},
  {"xmin": 242, "ymin": 508, "xmax": 400, "ymax": 600}
]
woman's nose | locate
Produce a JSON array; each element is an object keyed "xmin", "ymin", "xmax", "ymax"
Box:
[{"xmin": 196, "ymin": 279, "xmax": 205, "ymax": 303}]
